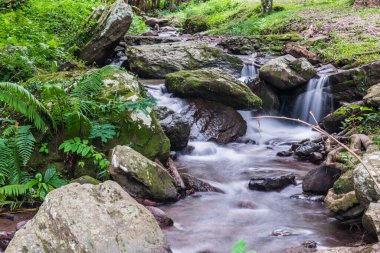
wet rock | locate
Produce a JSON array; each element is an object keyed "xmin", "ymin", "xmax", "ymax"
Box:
[
  {"xmin": 5, "ymin": 181, "xmax": 170, "ymax": 253},
  {"xmin": 290, "ymin": 193, "xmax": 325, "ymax": 202},
  {"xmin": 236, "ymin": 201, "xmax": 257, "ymax": 209},
  {"xmin": 317, "ymin": 243, "xmax": 380, "ymax": 253},
  {"xmin": 141, "ymin": 30, "xmax": 159, "ymax": 36},
  {"xmin": 249, "ymin": 173, "xmax": 296, "ymax": 191},
  {"xmin": 285, "ymin": 44, "xmax": 320, "ymax": 65},
  {"xmin": 302, "ymin": 166, "xmax": 341, "ymax": 195},
  {"xmin": 145, "ymin": 17, "xmax": 169, "ymax": 27},
  {"xmin": 109, "ymin": 145, "xmax": 178, "ymax": 202},
  {"xmin": 217, "ymin": 36, "xmax": 259, "ymax": 55},
  {"xmin": 309, "ymin": 152, "xmax": 324, "ymax": 164},
  {"xmin": 364, "ymin": 83, "xmax": 380, "ymax": 108},
  {"xmin": 0, "ymin": 231, "xmax": 14, "ymax": 252},
  {"xmin": 15, "ymin": 221, "xmax": 27, "ymax": 231},
  {"xmin": 109, "ymin": 51, "xmax": 128, "ymax": 67},
  {"xmin": 295, "ymin": 141, "xmax": 322, "ymax": 158},
  {"xmin": 184, "ymin": 99, "xmax": 247, "ymax": 144},
  {"xmin": 259, "ymin": 55, "xmax": 316, "ymax": 90},
  {"xmin": 277, "ymin": 150, "xmax": 293, "ymax": 157},
  {"xmin": 123, "ymin": 35, "xmax": 181, "ymax": 46},
  {"xmin": 328, "ymin": 61, "xmax": 380, "ymax": 102},
  {"xmin": 324, "ymin": 189, "xmax": 358, "ymax": 213},
  {"xmin": 155, "ymin": 106, "xmax": 190, "ymax": 151},
  {"xmin": 165, "ymin": 68, "xmax": 262, "ymax": 110},
  {"xmin": 362, "ymin": 202, "xmax": 380, "ymax": 240},
  {"xmin": 248, "ymin": 79, "xmax": 280, "ymax": 111},
  {"xmin": 272, "ymin": 228, "xmax": 296, "ymax": 236},
  {"xmin": 286, "ymin": 240, "xmax": 317, "ymax": 253},
  {"xmin": 125, "ymin": 42, "xmax": 243, "ymax": 78},
  {"xmin": 180, "ymin": 173, "xmax": 224, "ymax": 195},
  {"xmin": 80, "ymin": 0, "xmax": 133, "ymax": 65},
  {"xmin": 337, "ymin": 205, "xmax": 365, "ymax": 220},
  {"xmin": 353, "ymin": 151, "xmax": 380, "ymax": 207},
  {"xmin": 145, "ymin": 206, "xmax": 174, "ymax": 229}
]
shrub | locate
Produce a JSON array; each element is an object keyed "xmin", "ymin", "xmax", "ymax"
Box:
[{"xmin": 183, "ymin": 14, "xmax": 208, "ymax": 34}]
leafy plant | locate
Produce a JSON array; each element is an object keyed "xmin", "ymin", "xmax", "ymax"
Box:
[
  {"xmin": 28, "ymin": 166, "xmax": 67, "ymax": 200},
  {"xmin": 232, "ymin": 240, "xmax": 256, "ymax": 253},
  {"xmin": 89, "ymin": 123, "xmax": 118, "ymax": 143},
  {"xmin": 39, "ymin": 143, "xmax": 49, "ymax": 154}
]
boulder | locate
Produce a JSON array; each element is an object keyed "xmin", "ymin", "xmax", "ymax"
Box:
[
  {"xmin": 80, "ymin": 0, "xmax": 133, "ymax": 65},
  {"xmin": 362, "ymin": 202, "xmax": 380, "ymax": 240},
  {"xmin": 155, "ymin": 106, "xmax": 190, "ymax": 151},
  {"xmin": 5, "ymin": 181, "xmax": 170, "ymax": 253},
  {"xmin": 284, "ymin": 44, "xmax": 320, "ymax": 65},
  {"xmin": 324, "ymin": 190, "xmax": 358, "ymax": 213},
  {"xmin": 295, "ymin": 141, "xmax": 323, "ymax": 158},
  {"xmin": 183, "ymin": 99, "xmax": 247, "ymax": 144},
  {"xmin": 248, "ymin": 80, "xmax": 280, "ymax": 111},
  {"xmin": 165, "ymin": 68, "xmax": 262, "ymax": 110},
  {"xmin": 0, "ymin": 231, "xmax": 14, "ymax": 252},
  {"xmin": 109, "ymin": 145, "xmax": 178, "ymax": 202},
  {"xmin": 123, "ymin": 35, "xmax": 182, "ymax": 46},
  {"xmin": 145, "ymin": 206, "xmax": 174, "ymax": 229},
  {"xmin": 364, "ymin": 83, "xmax": 380, "ymax": 108},
  {"xmin": 125, "ymin": 42, "xmax": 243, "ymax": 78},
  {"xmin": 333, "ymin": 169, "xmax": 354, "ymax": 194},
  {"xmin": 259, "ymin": 55, "xmax": 316, "ymax": 90},
  {"xmin": 249, "ymin": 174, "xmax": 297, "ymax": 191},
  {"xmin": 144, "ymin": 17, "xmax": 169, "ymax": 27},
  {"xmin": 180, "ymin": 173, "xmax": 224, "ymax": 194},
  {"xmin": 328, "ymin": 61, "xmax": 380, "ymax": 102},
  {"xmin": 217, "ymin": 36, "xmax": 259, "ymax": 55},
  {"xmin": 353, "ymin": 151, "xmax": 380, "ymax": 207},
  {"xmin": 302, "ymin": 166, "xmax": 341, "ymax": 194}
]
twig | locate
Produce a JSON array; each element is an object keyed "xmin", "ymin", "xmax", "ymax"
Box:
[
  {"xmin": 353, "ymin": 50, "xmax": 380, "ymax": 57},
  {"xmin": 251, "ymin": 115, "xmax": 380, "ymax": 192}
]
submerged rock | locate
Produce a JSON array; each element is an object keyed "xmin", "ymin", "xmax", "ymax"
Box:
[
  {"xmin": 328, "ymin": 61, "xmax": 380, "ymax": 102},
  {"xmin": 165, "ymin": 68, "xmax": 262, "ymax": 110},
  {"xmin": 145, "ymin": 206, "xmax": 174, "ymax": 229},
  {"xmin": 5, "ymin": 181, "xmax": 170, "ymax": 253},
  {"xmin": 125, "ymin": 42, "xmax": 243, "ymax": 78},
  {"xmin": 80, "ymin": 0, "xmax": 133, "ymax": 65},
  {"xmin": 180, "ymin": 173, "xmax": 224, "ymax": 194},
  {"xmin": 302, "ymin": 166, "xmax": 341, "ymax": 194},
  {"xmin": 155, "ymin": 106, "xmax": 190, "ymax": 151},
  {"xmin": 353, "ymin": 151, "xmax": 380, "ymax": 207},
  {"xmin": 109, "ymin": 145, "xmax": 178, "ymax": 202},
  {"xmin": 248, "ymin": 174, "xmax": 297, "ymax": 191},
  {"xmin": 259, "ymin": 55, "xmax": 316, "ymax": 90},
  {"xmin": 183, "ymin": 99, "xmax": 247, "ymax": 144}
]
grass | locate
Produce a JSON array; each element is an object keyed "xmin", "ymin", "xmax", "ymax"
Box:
[
  {"xmin": 0, "ymin": 0, "xmax": 102, "ymax": 81},
  {"xmin": 161, "ymin": 0, "xmax": 380, "ymax": 65}
]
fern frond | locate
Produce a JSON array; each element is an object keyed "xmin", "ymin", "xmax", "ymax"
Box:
[
  {"xmin": 71, "ymin": 72, "xmax": 103, "ymax": 99},
  {"xmin": 0, "ymin": 184, "xmax": 31, "ymax": 198},
  {"xmin": 64, "ymin": 111, "xmax": 92, "ymax": 137},
  {"xmin": 0, "ymin": 82, "xmax": 56, "ymax": 131}
]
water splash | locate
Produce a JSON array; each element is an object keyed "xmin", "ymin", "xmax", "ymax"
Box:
[
  {"xmin": 239, "ymin": 63, "xmax": 259, "ymax": 82},
  {"xmin": 292, "ymin": 76, "xmax": 334, "ymax": 123}
]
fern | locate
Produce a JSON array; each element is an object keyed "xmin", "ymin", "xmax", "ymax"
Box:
[
  {"xmin": 0, "ymin": 184, "xmax": 32, "ymax": 198},
  {"xmin": 70, "ymin": 72, "xmax": 103, "ymax": 99},
  {"xmin": 0, "ymin": 82, "xmax": 55, "ymax": 131},
  {"xmin": 89, "ymin": 123, "xmax": 118, "ymax": 143}
]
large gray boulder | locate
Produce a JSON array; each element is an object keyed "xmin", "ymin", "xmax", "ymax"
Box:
[
  {"xmin": 80, "ymin": 0, "xmax": 133, "ymax": 65},
  {"xmin": 183, "ymin": 99, "xmax": 247, "ymax": 144},
  {"xmin": 165, "ymin": 68, "xmax": 262, "ymax": 110},
  {"xmin": 353, "ymin": 151, "xmax": 380, "ymax": 207},
  {"xmin": 302, "ymin": 166, "xmax": 341, "ymax": 194},
  {"xmin": 364, "ymin": 83, "xmax": 380, "ymax": 108},
  {"xmin": 109, "ymin": 145, "xmax": 178, "ymax": 202},
  {"xmin": 259, "ymin": 55, "xmax": 316, "ymax": 90},
  {"xmin": 125, "ymin": 42, "xmax": 243, "ymax": 78},
  {"xmin": 362, "ymin": 202, "xmax": 380, "ymax": 240},
  {"xmin": 328, "ymin": 61, "xmax": 380, "ymax": 102},
  {"xmin": 5, "ymin": 181, "xmax": 170, "ymax": 253}
]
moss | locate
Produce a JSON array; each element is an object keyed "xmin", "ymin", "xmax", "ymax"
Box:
[
  {"xmin": 333, "ymin": 169, "xmax": 354, "ymax": 194},
  {"xmin": 71, "ymin": 175, "xmax": 101, "ymax": 185}
]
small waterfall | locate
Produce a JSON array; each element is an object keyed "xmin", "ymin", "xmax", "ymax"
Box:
[
  {"xmin": 239, "ymin": 63, "xmax": 259, "ymax": 82},
  {"xmin": 292, "ymin": 76, "xmax": 334, "ymax": 123}
]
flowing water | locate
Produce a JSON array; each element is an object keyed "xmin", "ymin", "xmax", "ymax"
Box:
[
  {"xmin": 292, "ymin": 76, "xmax": 334, "ymax": 123},
  {"xmin": 142, "ymin": 77, "xmax": 362, "ymax": 253}
]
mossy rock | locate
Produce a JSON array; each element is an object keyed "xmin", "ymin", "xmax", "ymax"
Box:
[
  {"xmin": 183, "ymin": 14, "xmax": 208, "ymax": 34},
  {"xmin": 333, "ymin": 169, "xmax": 354, "ymax": 194},
  {"xmin": 71, "ymin": 175, "xmax": 101, "ymax": 185}
]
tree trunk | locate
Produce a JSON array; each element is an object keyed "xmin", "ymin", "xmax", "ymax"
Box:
[{"xmin": 261, "ymin": 0, "xmax": 273, "ymax": 14}]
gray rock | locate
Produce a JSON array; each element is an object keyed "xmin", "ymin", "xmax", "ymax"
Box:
[
  {"xmin": 303, "ymin": 166, "xmax": 341, "ymax": 194},
  {"xmin": 317, "ymin": 243, "xmax": 380, "ymax": 253},
  {"xmin": 80, "ymin": 0, "xmax": 133, "ymax": 65},
  {"xmin": 145, "ymin": 17, "xmax": 169, "ymax": 27},
  {"xmin": 353, "ymin": 151, "xmax": 380, "ymax": 207},
  {"xmin": 362, "ymin": 202, "xmax": 380, "ymax": 240},
  {"xmin": 123, "ymin": 35, "xmax": 181, "ymax": 46},
  {"xmin": 155, "ymin": 106, "xmax": 190, "ymax": 151},
  {"xmin": 259, "ymin": 55, "xmax": 316, "ymax": 90},
  {"xmin": 295, "ymin": 141, "xmax": 322, "ymax": 158},
  {"xmin": 145, "ymin": 206, "xmax": 174, "ymax": 229},
  {"xmin": 364, "ymin": 83, "xmax": 380, "ymax": 108},
  {"xmin": 109, "ymin": 145, "xmax": 178, "ymax": 202},
  {"xmin": 180, "ymin": 173, "xmax": 224, "ymax": 194},
  {"xmin": 249, "ymin": 174, "xmax": 296, "ymax": 191},
  {"xmin": 125, "ymin": 42, "xmax": 243, "ymax": 78},
  {"xmin": 165, "ymin": 68, "xmax": 262, "ymax": 110},
  {"xmin": 5, "ymin": 181, "xmax": 170, "ymax": 253}
]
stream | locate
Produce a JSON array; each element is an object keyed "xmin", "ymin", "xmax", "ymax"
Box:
[{"xmin": 141, "ymin": 63, "xmax": 361, "ymax": 252}]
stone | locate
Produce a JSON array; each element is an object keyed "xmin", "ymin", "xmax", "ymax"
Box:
[
  {"xmin": 80, "ymin": 0, "xmax": 133, "ymax": 65},
  {"xmin": 277, "ymin": 150, "xmax": 293, "ymax": 157},
  {"xmin": 338, "ymin": 205, "xmax": 365, "ymax": 220},
  {"xmin": 364, "ymin": 83, "xmax": 380, "ymax": 108},
  {"xmin": 353, "ymin": 151, "xmax": 380, "ymax": 207},
  {"xmin": 247, "ymin": 79, "xmax": 280, "ymax": 111},
  {"xmin": 183, "ymin": 99, "xmax": 247, "ymax": 144},
  {"xmin": 259, "ymin": 55, "xmax": 316, "ymax": 90},
  {"xmin": 0, "ymin": 231, "xmax": 14, "ymax": 252},
  {"xmin": 324, "ymin": 190, "xmax": 358, "ymax": 213},
  {"xmin": 217, "ymin": 36, "xmax": 259, "ymax": 55},
  {"xmin": 295, "ymin": 141, "xmax": 322, "ymax": 158},
  {"xmin": 155, "ymin": 106, "xmax": 191, "ymax": 151},
  {"xmin": 5, "ymin": 181, "xmax": 170, "ymax": 253},
  {"xmin": 180, "ymin": 173, "xmax": 224, "ymax": 194},
  {"xmin": 284, "ymin": 44, "xmax": 320, "ymax": 65},
  {"xmin": 145, "ymin": 17, "xmax": 169, "ymax": 27},
  {"xmin": 309, "ymin": 152, "xmax": 324, "ymax": 164},
  {"xmin": 362, "ymin": 202, "xmax": 380, "ymax": 240},
  {"xmin": 248, "ymin": 174, "xmax": 297, "ymax": 191},
  {"xmin": 123, "ymin": 35, "xmax": 181, "ymax": 46},
  {"xmin": 317, "ymin": 244, "xmax": 380, "ymax": 253},
  {"xmin": 333, "ymin": 170, "xmax": 354, "ymax": 194},
  {"xmin": 183, "ymin": 15, "xmax": 208, "ymax": 34},
  {"xmin": 71, "ymin": 175, "xmax": 100, "ymax": 185},
  {"xmin": 145, "ymin": 206, "xmax": 174, "ymax": 229},
  {"xmin": 125, "ymin": 42, "xmax": 243, "ymax": 78},
  {"xmin": 109, "ymin": 145, "xmax": 178, "ymax": 202},
  {"xmin": 302, "ymin": 166, "xmax": 341, "ymax": 194},
  {"xmin": 165, "ymin": 68, "xmax": 262, "ymax": 110},
  {"xmin": 328, "ymin": 61, "xmax": 380, "ymax": 102}
]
